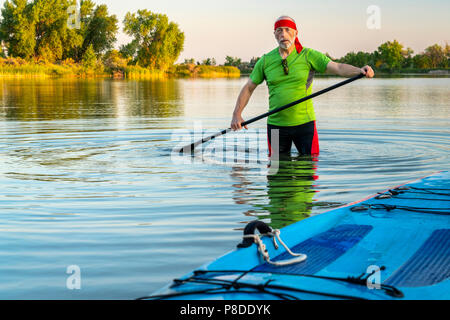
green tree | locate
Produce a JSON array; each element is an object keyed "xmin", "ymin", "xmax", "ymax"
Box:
[
  {"xmin": 80, "ymin": 4, "xmax": 118, "ymax": 58},
  {"xmin": 401, "ymin": 47, "xmax": 414, "ymax": 68},
  {"xmin": 0, "ymin": 42, "xmax": 6, "ymax": 58},
  {"xmin": 424, "ymin": 44, "xmax": 447, "ymax": 69},
  {"xmin": 79, "ymin": 0, "xmax": 95, "ymax": 17},
  {"xmin": 183, "ymin": 58, "xmax": 195, "ymax": 64},
  {"xmin": 412, "ymin": 54, "xmax": 432, "ymax": 69},
  {"xmin": 64, "ymin": 0, "xmax": 117, "ymax": 62},
  {"xmin": 445, "ymin": 43, "xmax": 450, "ymax": 67},
  {"xmin": 62, "ymin": 0, "xmax": 94, "ymax": 61},
  {"xmin": 0, "ymin": 0, "xmax": 36, "ymax": 59},
  {"xmin": 123, "ymin": 10, "xmax": 184, "ymax": 71},
  {"xmin": 224, "ymin": 55, "xmax": 241, "ymax": 67},
  {"xmin": 31, "ymin": 0, "xmax": 81, "ymax": 62},
  {"xmin": 81, "ymin": 43, "xmax": 96, "ymax": 69},
  {"xmin": 377, "ymin": 40, "xmax": 405, "ymax": 70},
  {"xmin": 1, "ymin": 0, "xmax": 118, "ymax": 63},
  {"xmin": 119, "ymin": 40, "xmax": 139, "ymax": 62},
  {"xmin": 201, "ymin": 57, "xmax": 216, "ymax": 66},
  {"xmin": 337, "ymin": 51, "xmax": 374, "ymax": 68}
]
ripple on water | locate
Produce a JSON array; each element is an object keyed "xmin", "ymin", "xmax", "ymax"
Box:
[{"xmin": 0, "ymin": 77, "xmax": 449, "ymax": 299}]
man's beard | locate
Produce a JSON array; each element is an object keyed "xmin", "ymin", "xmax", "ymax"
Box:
[{"xmin": 278, "ymin": 39, "xmax": 293, "ymax": 49}]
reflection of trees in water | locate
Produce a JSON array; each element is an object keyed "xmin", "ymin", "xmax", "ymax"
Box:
[
  {"xmin": 231, "ymin": 157, "xmax": 318, "ymax": 230},
  {"xmin": 0, "ymin": 78, "xmax": 183, "ymax": 120},
  {"xmin": 124, "ymin": 79, "xmax": 183, "ymax": 118}
]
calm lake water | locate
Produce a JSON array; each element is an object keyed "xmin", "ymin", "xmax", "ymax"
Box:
[{"xmin": 0, "ymin": 76, "xmax": 449, "ymax": 299}]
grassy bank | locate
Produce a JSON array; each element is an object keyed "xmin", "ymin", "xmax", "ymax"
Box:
[
  {"xmin": 0, "ymin": 57, "xmax": 111, "ymax": 78},
  {"xmin": 170, "ymin": 63, "xmax": 240, "ymax": 78},
  {"xmin": 316, "ymin": 68, "xmax": 450, "ymax": 78},
  {"xmin": 123, "ymin": 66, "xmax": 166, "ymax": 79},
  {"xmin": 0, "ymin": 57, "xmax": 240, "ymax": 79}
]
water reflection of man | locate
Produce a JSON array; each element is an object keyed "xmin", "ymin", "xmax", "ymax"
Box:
[
  {"xmin": 230, "ymin": 16, "xmax": 374, "ymax": 158},
  {"xmin": 231, "ymin": 158, "xmax": 318, "ymax": 230}
]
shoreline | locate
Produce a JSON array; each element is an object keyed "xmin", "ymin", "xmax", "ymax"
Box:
[
  {"xmin": 0, "ymin": 61, "xmax": 241, "ymax": 80},
  {"xmin": 0, "ymin": 73, "xmax": 242, "ymax": 79},
  {"xmin": 0, "ymin": 71, "xmax": 242, "ymax": 79},
  {"xmin": 240, "ymin": 71, "xmax": 450, "ymax": 78},
  {"xmin": 1, "ymin": 69, "xmax": 448, "ymax": 80}
]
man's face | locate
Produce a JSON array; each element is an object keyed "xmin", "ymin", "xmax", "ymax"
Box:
[{"xmin": 274, "ymin": 27, "xmax": 298, "ymax": 50}]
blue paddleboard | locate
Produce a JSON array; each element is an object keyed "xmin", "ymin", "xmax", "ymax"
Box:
[{"xmin": 143, "ymin": 171, "xmax": 450, "ymax": 300}]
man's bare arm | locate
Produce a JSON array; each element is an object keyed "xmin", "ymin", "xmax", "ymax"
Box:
[
  {"xmin": 231, "ymin": 78, "xmax": 258, "ymax": 131},
  {"xmin": 326, "ymin": 61, "xmax": 375, "ymax": 78}
]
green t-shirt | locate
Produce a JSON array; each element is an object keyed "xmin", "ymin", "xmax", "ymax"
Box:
[{"xmin": 250, "ymin": 47, "xmax": 331, "ymax": 126}]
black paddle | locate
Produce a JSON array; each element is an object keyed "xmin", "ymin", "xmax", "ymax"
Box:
[{"xmin": 178, "ymin": 73, "xmax": 365, "ymax": 154}]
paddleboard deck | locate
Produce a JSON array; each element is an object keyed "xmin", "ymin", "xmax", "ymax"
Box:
[{"xmin": 144, "ymin": 171, "xmax": 450, "ymax": 300}]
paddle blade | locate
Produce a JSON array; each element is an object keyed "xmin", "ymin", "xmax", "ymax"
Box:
[{"xmin": 176, "ymin": 143, "xmax": 195, "ymax": 155}]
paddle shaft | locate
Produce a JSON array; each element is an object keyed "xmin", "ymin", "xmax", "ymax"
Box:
[{"xmin": 180, "ymin": 73, "xmax": 365, "ymax": 153}]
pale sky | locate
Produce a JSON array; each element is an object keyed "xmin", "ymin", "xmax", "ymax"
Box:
[{"xmin": 1, "ymin": 0, "xmax": 449, "ymax": 63}]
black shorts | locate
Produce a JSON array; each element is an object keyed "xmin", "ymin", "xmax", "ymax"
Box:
[{"xmin": 267, "ymin": 121, "xmax": 319, "ymax": 157}]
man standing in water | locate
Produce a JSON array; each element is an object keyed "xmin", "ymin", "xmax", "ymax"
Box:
[{"xmin": 231, "ymin": 16, "xmax": 374, "ymax": 158}]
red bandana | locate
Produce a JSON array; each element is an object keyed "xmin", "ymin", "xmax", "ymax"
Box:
[{"xmin": 274, "ymin": 19, "xmax": 303, "ymax": 53}]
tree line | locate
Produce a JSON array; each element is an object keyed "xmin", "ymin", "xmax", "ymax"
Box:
[
  {"xmin": 334, "ymin": 40, "xmax": 449, "ymax": 71},
  {"xmin": 186, "ymin": 40, "xmax": 449, "ymax": 75},
  {"xmin": 182, "ymin": 56, "xmax": 259, "ymax": 75},
  {"xmin": 0, "ymin": 2, "xmax": 447, "ymax": 76},
  {"xmin": 0, "ymin": 0, "xmax": 184, "ymax": 74}
]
